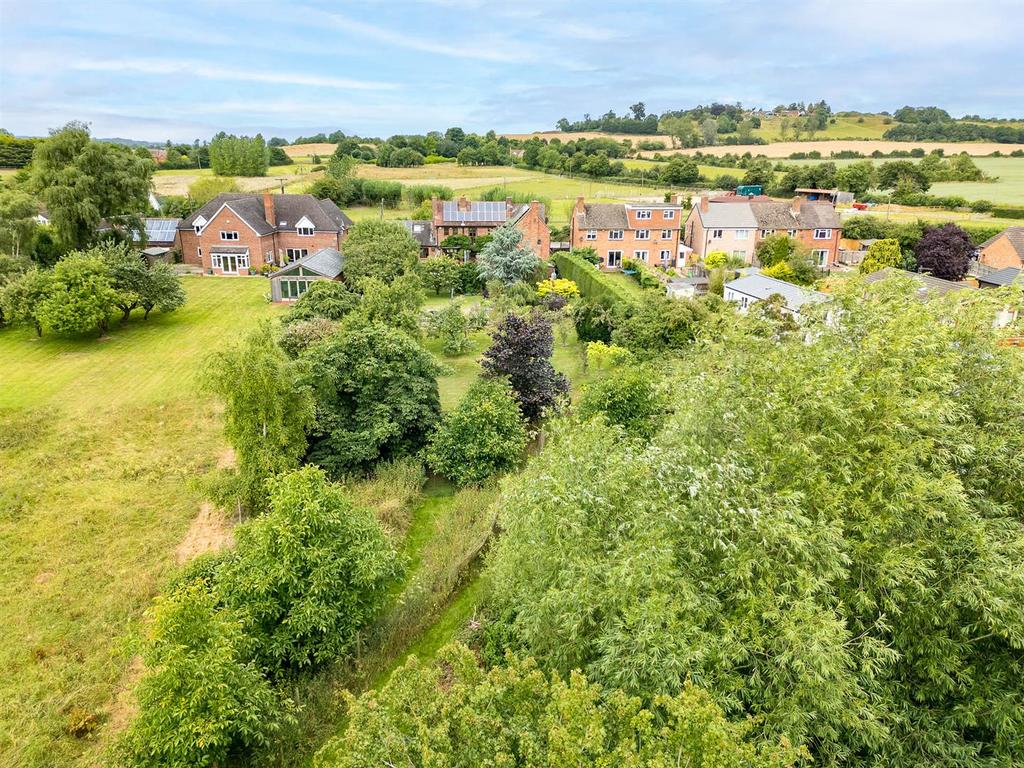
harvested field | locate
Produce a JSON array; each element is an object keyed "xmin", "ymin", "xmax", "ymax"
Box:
[
  {"xmin": 283, "ymin": 142, "xmax": 339, "ymax": 158},
  {"xmin": 642, "ymin": 140, "xmax": 1024, "ymax": 159}
]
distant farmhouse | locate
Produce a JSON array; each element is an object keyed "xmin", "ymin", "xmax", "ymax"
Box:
[{"xmin": 176, "ymin": 192, "xmax": 352, "ymax": 275}]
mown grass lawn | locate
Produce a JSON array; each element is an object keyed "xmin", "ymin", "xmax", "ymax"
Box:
[{"xmin": 0, "ymin": 277, "xmax": 280, "ymax": 768}]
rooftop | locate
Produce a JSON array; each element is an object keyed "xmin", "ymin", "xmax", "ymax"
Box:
[{"xmin": 725, "ymin": 273, "xmax": 828, "ymax": 313}]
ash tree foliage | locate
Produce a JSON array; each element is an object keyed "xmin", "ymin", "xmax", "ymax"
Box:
[
  {"xmin": 486, "ymin": 277, "xmax": 1024, "ymax": 767},
  {"xmin": 482, "ymin": 311, "xmax": 568, "ymax": 420},
  {"xmin": 476, "ymin": 222, "xmax": 541, "ymax": 285},
  {"xmin": 216, "ymin": 467, "xmax": 401, "ymax": 671},
  {"xmin": 203, "ymin": 322, "xmax": 314, "ymax": 511},
  {"xmin": 30, "ymin": 121, "xmax": 154, "ymax": 249},
  {"xmin": 425, "ymin": 378, "xmax": 528, "ymax": 486},
  {"xmin": 305, "ymin": 320, "xmax": 443, "ymax": 476},
  {"xmin": 316, "ymin": 643, "xmax": 804, "ymax": 768},
  {"xmin": 120, "ymin": 584, "xmax": 290, "ymax": 768},
  {"xmin": 340, "ymin": 220, "xmax": 421, "ymax": 286},
  {"xmin": 914, "ymin": 223, "xmax": 974, "ymax": 281},
  {"xmin": 208, "ymin": 132, "xmax": 269, "ymax": 177}
]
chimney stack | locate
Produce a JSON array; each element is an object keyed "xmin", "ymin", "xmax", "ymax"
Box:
[
  {"xmin": 574, "ymin": 196, "xmax": 585, "ymax": 216},
  {"xmin": 699, "ymin": 195, "xmax": 709, "ymax": 213},
  {"xmin": 791, "ymin": 196, "xmax": 802, "ymax": 215},
  {"xmin": 263, "ymin": 192, "xmax": 275, "ymax": 226},
  {"xmin": 431, "ymin": 195, "xmax": 443, "ymax": 225},
  {"xmin": 506, "ymin": 196, "xmax": 514, "ymax": 217},
  {"xmin": 457, "ymin": 196, "xmax": 471, "ymax": 212}
]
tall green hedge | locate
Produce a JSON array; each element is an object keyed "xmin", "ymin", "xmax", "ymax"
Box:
[
  {"xmin": 552, "ymin": 251, "xmax": 637, "ymax": 305},
  {"xmin": 990, "ymin": 206, "xmax": 1024, "ymax": 220},
  {"xmin": 0, "ymin": 135, "xmax": 38, "ymax": 168}
]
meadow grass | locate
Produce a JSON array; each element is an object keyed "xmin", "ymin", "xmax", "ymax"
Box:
[{"xmin": 0, "ymin": 277, "xmax": 280, "ymax": 767}]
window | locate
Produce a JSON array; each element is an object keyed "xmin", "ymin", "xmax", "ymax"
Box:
[
  {"xmin": 211, "ymin": 253, "xmax": 221, "ymax": 269},
  {"xmin": 787, "ymin": 229, "xmax": 797, "ymax": 237},
  {"xmin": 740, "ymin": 296, "xmax": 750, "ymax": 309},
  {"xmin": 814, "ymin": 249, "xmax": 830, "ymax": 267},
  {"xmin": 296, "ymin": 226, "xmax": 314, "ymax": 236},
  {"xmin": 659, "ymin": 249, "xmax": 671, "ymax": 262},
  {"xmin": 661, "ymin": 229, "xmax": 673, "ymax": 239},
  {"xmin": 220, "ymin": 231, "xmax": 239, "ymax": 241},
  {"xmin": 607, "ymin": 250, "xmax": 623, "ymax": 268},
  {"xmin": 733, "ymin": 250, "xmax": 745, "ymax": 259},
  {"xmin": 197, "ymin": 247, "xmax": 202, "ymax": 258},
  {"xmin": 280, "ymin": 279, "xmax": 313, "ymax": 300},
  {"xmin": 711, "ymin": 229, "xmax": 723, "ymax": 239},
  {"xmin": 586, "ymin": 229, "xmax": 597, "ymax": 240},
  {"xmin": 634, "ymin": 250, "xmax": 649, "ymax": 262},
  {"xmin": 286, "ymin": 248, "xmax": 308, "ymax": 262},
  {"xmin": 193, "ymin": 215, "xmax": 206, "ymax": 235},
  {"xmin": 814, "ymin": 228, "xmax": 832, "ymax": 240},
  {"xmin": 636, "ymin": 209, "xmax": 652, "ymax": 219},
  {"xmin": 609, "ymin": 230, "xmax": 624, "ymax": 240},
  {"xmin": 760, "ymin": 229, "xmax": 773, "ymax": 237},
  {"xmin": 194, "ymin": 225, "xmax": 202, "ymax": 235},
  {"xmin": 735, "ymin": 229, "xmax": 750, "ymax": 240},
  {"xmin": 663, "ymin": 209, "xmax": 676, "ymax": 219},
  {"xmin": 635, "ymin": 229, "xmax": 650, "ymax": 240},
  {"xmin": 238, "ymin": 255, "xmax": 249, "ymax": 269}
]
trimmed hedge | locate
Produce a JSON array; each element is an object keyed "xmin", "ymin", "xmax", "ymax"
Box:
[
  {"xmin": 552, "ymin": 251, "xmax": 637, "ymax": 305},
  {"xmin": 991, "ymin": 206, "xmax": 1024, "ymax": 220},
  {"xmin": 0, "ymin": 135, "xmax": 37, "ymax": 168}
]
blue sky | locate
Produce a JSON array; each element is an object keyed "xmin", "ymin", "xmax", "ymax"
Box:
[{"xmin": 2, "ymin": 0, "xmax": 1022, "ymax": 142}]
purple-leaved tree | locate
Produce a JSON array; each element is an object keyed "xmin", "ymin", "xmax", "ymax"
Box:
[
  {"xmin": 914, "ymin": 224, "xmax": 974, "ymax": 281},
  {"xmin": 481, "ymin": 311, "xmax": 568, "ymax": 420}
]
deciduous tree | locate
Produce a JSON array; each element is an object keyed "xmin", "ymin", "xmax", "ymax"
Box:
[
  {"xmin": 914, "ymin": 223, "xmax": 973, "ymax": 280},
  {"xmin": 481, "ymin": 311, "xmax": 567, "ymax": 420},
  {"xmin": 341, "ymin": 220, "xmax": 420, "ymax": 286},
  {"xmin": 420, "ymin": 255, "xmax": 462, "ymax": 296},
  {"xmin": 0, "ymin": 267, "xmax": 51, "ymax": 335},
  {"xmin": 36, "ymin": 249, "xmax": 118, "ymax": 334}
]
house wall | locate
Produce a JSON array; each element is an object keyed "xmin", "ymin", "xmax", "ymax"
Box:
[
  {"xmin": 570, "ymin": 201, "xmax": 682, "ymax": 269},
  {"xmin": 789, "ymin": 227, "xmax": 840, "ymax": 268},
  {"xmin": 979, "ymin": 236, "xmax": 1024, "ymax": 270},
  {"xmin": 515, "ymin": 201, "xmax": 550, "ymax": 259}
]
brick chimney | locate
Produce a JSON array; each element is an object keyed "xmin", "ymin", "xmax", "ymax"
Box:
[
  {"xmin": 263, "ymin": 192, "xmax": 275, "ymax": 226},
  {"xmin": 573, "ymin": 196, "xmax": 585, "ymax": 217},
  {"xmin": 670, "ymin": 193, "xmax": 682, "ymax": 206},
  {"xmin": 456, "ymin": 196, "xmax": 471, "ymax": 212},
  {"xmin": 506, "ymin": 196, "xmax": 514, "ymax": 217},
  {"xmin": 699, "ymin": 194, "xmax": 709, "ymax": 213},
  {"xmin": 791, "ymin": 196, "xmax": 802, "ymax": 215},
  {"xmin": 431, "ymin": 195, "xmax": 443, "ymax": 225}
]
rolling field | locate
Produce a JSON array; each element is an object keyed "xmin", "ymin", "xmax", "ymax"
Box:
[
  {"xmin": 152, "ymin": 163, "xmax": 323, "ymax": 196},
  {"xmin": 647, "ymin": 139, "xmax": 1024, "ymax": 159},
  {"xmin": 0, "ymin": 277, "xmax": 281, "ymax": 767}
]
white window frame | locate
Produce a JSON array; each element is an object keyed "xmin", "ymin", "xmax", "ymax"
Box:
[
  {"xmin": 609, "ymin": 230, "xmax": 624, "ymax": 240},
  {"xmin": 635, "ymin": 229, "xmax": 650, "ymax": 240},
  {"xmin": 814, "ymin": 228, "xmax": 832, "ymax": 240},
  {"xmin": 813, "ymin": 249, "xmax": 830, "ymax": 267},
  {"xmin": 732, "ymin": 250, "xmax": 745, "ymax": 259},
  {"xmin": 663, "ymin": 209, "xmax": 676, "ymax": 219},
  {"xmin": 238, "ymin": 254, "xmax": 249, "ymax": 269},
  {"xmin": 634, "ymin": 249, "xmax": 649, "ymax": 262},
  {"xmin": 735, "ymin": 229, "xmax": 750, "ymax": 240},
  {"xmin": 286, "ymin": 248, "xmax": 308, "ymax": 262},
  {"xmin": 193, "ymin": 215, "xmax": 207, "ymax": 235},
  {"xmin": 787, "ymin": 229, "xmax": 797, "ymax": 237},
  {"xmin": 660, "ymin": 249, "xmax": 671, "ymax": 261},
  {"xmin": 607, "ymin": 250, "xmax": 623, "ymax": 267},
  {"xmin": 711, "ymin": 229, "xmax": 723, "ymax": 239},
  {"xmin": 585, "ymin": 229, "xmax": 597, "ymax": 240},
  {"xmin": 636, "ymin": 209, "xmax": 652, "ymax": 220},
  {"xmin": 211, "ymin": 253, "xmax": 220, "ymax": 269},
  {"xmin": 220, "ymin": 231, "xmax": 239, "ymax": 241},
  {"xmin": 296, "ymin": 226, "xmax": 314, "ymax": 236},
  {"xmin": 661, "ymin": 229, "xmax": 673, "ymax": 239},
  {"xmin": 760, "ymin": 229, "xmax": 773, "ymax": 237}
]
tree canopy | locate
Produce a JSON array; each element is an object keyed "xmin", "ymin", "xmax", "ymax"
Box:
[
  {"xmin": 340, "ymin": 220, "xmax": 421, "ymax": 286},
  {"xmin": 476, "ymin": 223, "xmax": 541, "ymax": 285}
]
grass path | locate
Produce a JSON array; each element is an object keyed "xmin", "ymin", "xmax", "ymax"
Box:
[{"xmin": 0, "ymin": 277, "xmax": 280, "ymax": 767}]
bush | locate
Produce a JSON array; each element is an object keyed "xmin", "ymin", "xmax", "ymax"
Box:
[
  {"xmin": 403, "ymin": 184, "xmax": 453, "ymax": 205},
  {"xmin": 217, "ymin": 467, "xmax": 402, "ymax": 671},
  {"xmin": 278, "ymin": 317, "xmax": 337, "ymax": 357},
  {"xmin": 285, "ymin": 280, "xmax": 359, "ymax": 323},
  {"xmin": 969, "ymin": 199, "xmax": 993, "ymax": 213},
  {"xmin": 437, "ymin": 301, "xmax": 470, "ymax": 356},
  {"xmin": 121, "ymin": 584, "xmax": 289, "ymax": 767},
  {"xmin": 577, "ymin": 365, "xmax": 667, "ymax": 441},
  {"xmin": 536, "ymin": 278, "xmax": 579, "ymax": 300},
  {"xmin": 425, "ymin": 378, "xmax": 528, "ymax": 486}
]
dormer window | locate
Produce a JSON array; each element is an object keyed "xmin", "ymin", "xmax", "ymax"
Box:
[
  {"xmin": 193, "ymin": 215, "xmax": 207, "ymax": 235},
  {"xmin": 295, "ymin": 216, "xmax": 315, "ymax": 236},
  {"xmin": 220, "ymin": 231, "xmax": 239, "ymax": 241}
]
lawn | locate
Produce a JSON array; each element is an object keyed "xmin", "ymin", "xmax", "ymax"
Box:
[
  {"xmin": 152, "ymin": 163, "xmax": 322, "ymax": 196},
  {"xmin": 0, "ymin": 277, "xmax": 281, "ymax": 767}
]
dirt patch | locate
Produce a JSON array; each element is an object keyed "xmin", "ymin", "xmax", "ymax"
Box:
[
  {"xmin": 33, "ymin": 571, "xmax": 54, "ymax": 585},
  {"xmin": 175, "ymin": 503, "xmax": 233, "ymax": 564},
  {"xmin": 103, "ymin": 654, "xmax": 144, "ymax": 739},
  {"xmin": 216, "ymin": 447, "xmax": 237, "ymax": 470}
]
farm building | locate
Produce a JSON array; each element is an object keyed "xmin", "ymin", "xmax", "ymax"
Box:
[{"xmin": 269, "ymin": 247, "xmax": 344, "ymax": 302}]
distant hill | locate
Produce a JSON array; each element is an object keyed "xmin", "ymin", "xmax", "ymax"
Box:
[{"xmin": 95, "ymin": 137, "xmax": 164, "ymax": 148}]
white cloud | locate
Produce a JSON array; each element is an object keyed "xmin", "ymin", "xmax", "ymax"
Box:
[{"xmin": 70, "ymin": 58, "xmax": 398, "ymax": 90}]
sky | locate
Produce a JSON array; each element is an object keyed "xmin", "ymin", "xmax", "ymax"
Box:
[{"xmin": 1, "ymin": 0, "xmax": 1023, "ymax": 143}]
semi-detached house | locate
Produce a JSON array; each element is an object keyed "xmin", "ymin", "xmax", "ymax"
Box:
[
  {"xmin": 176, "ymin": 192, "xmax": 353, "ymax": 275},
  {"xmin": 685, "ymin": 195, "xmax": 842, "ymax": 268},
  {"xmin": 569, "ymin": 196, "xmax": 686, "ymax": 270}
]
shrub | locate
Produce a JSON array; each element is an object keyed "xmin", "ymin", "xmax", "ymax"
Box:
[
  {"xmin": 278, "ymin": 317, "xmax": 337, "ymax": 358},
  {"xmin": 437, "ymin": 302, "xmax": 470, "ymax": 356},
  {"xmin": 121, "ymin": 585, "xmax": 289, "ymax": 767},
  {"xmin": 217, "ymin": 467, "xmax": 402, "ymax": 671},
  {"xmin": 704, "ymin": 251, "xmax": 728, "ymax": 269},
  {"xmin": 403, "ymin": 184, "xmax": 453, "ymax": 205},
  {"xmin": 535, "ymin": 278, "xmax": 579, "ymax": 300},
  {"xmin": 425, "ymin": 378, "xmax": 528, "ymax": 486},
  {"xmin": 285, "ymin": 281, "xmax": 359, "ymax": 323},
  {"xmin": 577, "ymin": 365, "xmax": 667, "ymax": 441}
]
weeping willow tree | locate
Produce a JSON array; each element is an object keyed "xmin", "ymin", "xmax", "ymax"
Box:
[{"xmin": 487, "ymin": 275, "xmax": 1024, "ymax": 767}]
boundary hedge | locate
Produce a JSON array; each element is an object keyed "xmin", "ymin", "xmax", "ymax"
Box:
[{"xmin": 552, "ymin": 251, "xmax": 638, "ymax": 305}]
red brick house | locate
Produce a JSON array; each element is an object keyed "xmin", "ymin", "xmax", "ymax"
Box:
[
  {"xmin": 569, "ymin": 196, "xmax": 686, "ymax": 270},
  {"xmin": 176, "ymin": 192, "xmax": 353, "ymax": 275},
  {"xmin": 431, "ymin": 196, "xmax": 549, "ymax": 258}
]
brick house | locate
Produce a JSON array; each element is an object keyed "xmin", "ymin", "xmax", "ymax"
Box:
[
  {"xmin": 977, "ymin": 227, "xmax": 1024, "ymax": 270},
  {"xmin": 176, "ymin": 192, "xmax": 353, "ymax": 275},
  {"xmin": 685, "ymin": 195, "xmax": 842, "ymax": 268},
  {"xmin": 431, "ymin": 196, "xmax": 549, "ymax": 259},
  {"xmin": 569, "ymin": 196, "xmax": 686, "ymax": 270}
]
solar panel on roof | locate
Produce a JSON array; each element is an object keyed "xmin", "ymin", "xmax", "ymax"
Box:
[
  {"xmin": 145, "ymin": 218, "xmax": 180, "ymax": 241},
  {"xmin": 441, "ymin": 201, "xmax": 508, "ymax": 223}
]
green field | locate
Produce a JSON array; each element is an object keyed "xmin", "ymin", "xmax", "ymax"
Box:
[
  {"xmin": 0, "ymin": 278, "xmax": 280, "ymax": 767},
  {"xmin": 0, "ymin": 274, "xmax": 591, "ymax": 767},
  {"xmin": 750, "ymin": 114, "xmax": 893, "ymax": 142}
]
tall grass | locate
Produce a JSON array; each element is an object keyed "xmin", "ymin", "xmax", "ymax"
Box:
[
  {"xmin": 478, "ymin": 186, "xmax": 552, "ymax": 211},
  {"xmin": 403, "ymin": 184, "xmax": 454, "ymax": 205},
  {"xmin": 346, "ymin": 457, "xmax": 426, "ymax": 537}
]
